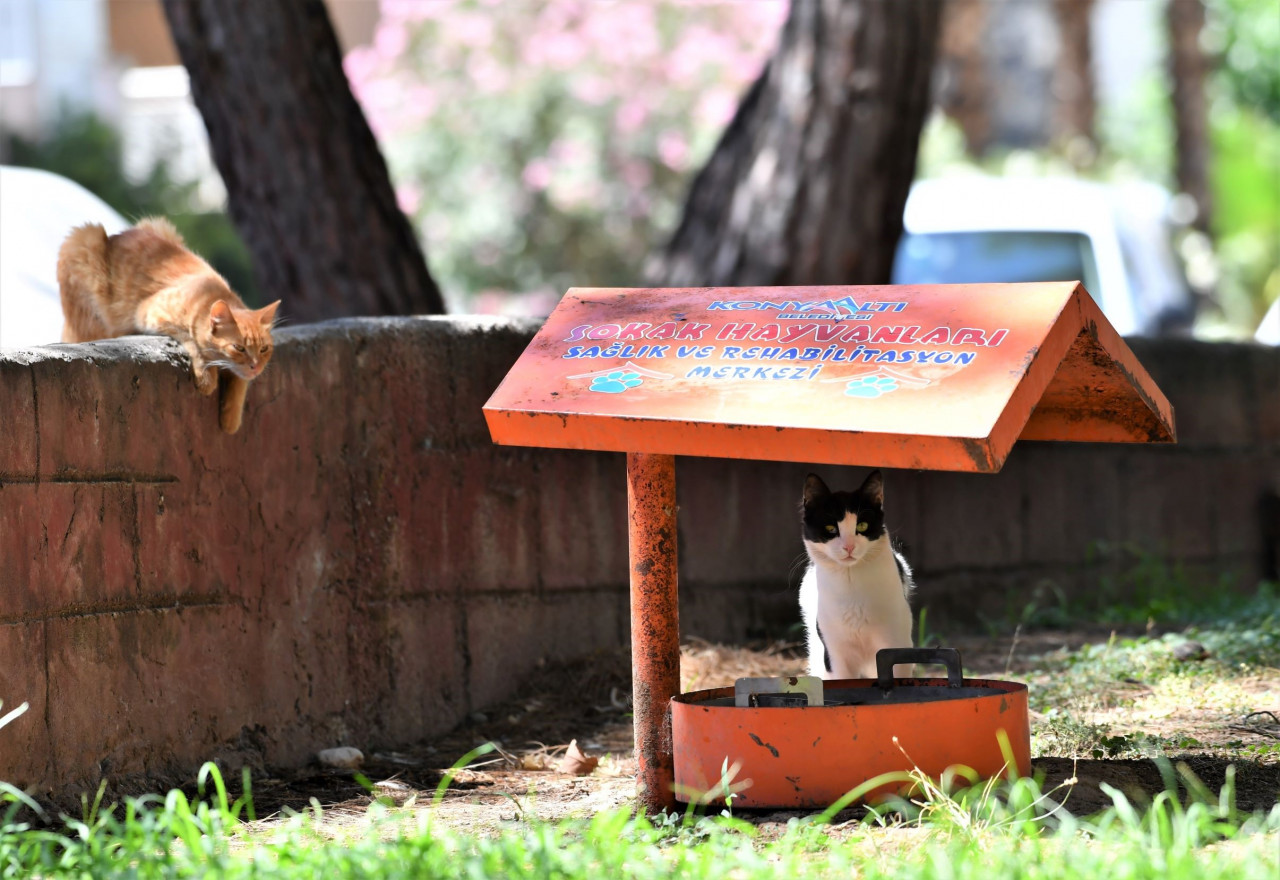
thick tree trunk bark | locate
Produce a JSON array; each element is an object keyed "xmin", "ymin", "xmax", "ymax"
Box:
[
  {"xmin": 648, "ymin": 0, "xmax": 942, "ymax": 288},
  {"xmin": 161, "ymin": 0, "xmax": 445, "ymax": 320},
  {"xmin": 1167, "ymin": 0, "xmax": 1214, "ymax": 234}
]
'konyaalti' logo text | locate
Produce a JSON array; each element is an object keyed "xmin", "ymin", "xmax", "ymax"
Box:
[{"xmin": 706, "ymin": 297, "xmax": 906, "ymax": 320}]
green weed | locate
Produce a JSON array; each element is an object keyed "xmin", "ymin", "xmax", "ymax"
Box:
[
  {"xmin": 1033, "ymin": 710, "xmax": 1214, "ymax": 759},
  {"xmin": 983, "ymin": 545, "xmax": 1275, "ymax": 633},
  {"xmin": 1240, "ymin": 742, "xmax": 1280, "ymax": 762},
  {"xmin": 1025, "ymin": 587, "xmax": 1280, "ymax": 715},
  {"xmin": 1, "ymin": 754, "xmax": 1277, "ymax": 879},
  {"xmin": 3, "ymin": 583, "xmax": 1280, "ymax": 879}
]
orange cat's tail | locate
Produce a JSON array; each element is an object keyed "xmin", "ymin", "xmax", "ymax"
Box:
[
  {"xmin": 135, "ymin": 216, "xmax": 186, "ymax": 247},
  {"xmin": 57, "ymin": 223, "xmax": 112, "ymax": 343}
]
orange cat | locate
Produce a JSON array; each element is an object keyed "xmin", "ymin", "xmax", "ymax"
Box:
[{"xmin": 56, "ymin": 217, "xmax": 280, "ymax": 434}]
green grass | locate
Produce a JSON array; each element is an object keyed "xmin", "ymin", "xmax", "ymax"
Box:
[
  {"xmin": 1032, "ymin": 714, "xmax": 1217, "ymax": 760},
  {"xmin": 1016, "ymin": 584, "xmax": 1280, "ymax": 762},
  {"xmin": 3, "ymin": 568, "xmax": 1278, "ymax": 878},
  {"xmin": 1, "ymin": 757, "xmax": 1278, "ymax": 879},
  {"xmin": 983, "ymin": 545, "xmax": 1274, "ymax": 633},
  {"xmin": 1027, "ymin": 587, "xmax": 1280, "ymax": 716}
]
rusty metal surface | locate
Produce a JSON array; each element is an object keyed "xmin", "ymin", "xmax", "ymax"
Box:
[
  {"xmin": 1019, "ymin": 292, "xmax": 1176, "ymax": 444},
  {"xmin": 483, "ymin": 283, "xmax": 1175, "ymax": 473},
  {"xmin": 627, "ymin": 452, "xmax": 680, "ymax": 813},
  {"xmin": 671, "ymin": 677, "xmax": 1031, "ymax": 808}
]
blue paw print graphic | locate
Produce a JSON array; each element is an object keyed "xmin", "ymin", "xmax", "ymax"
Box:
[
  {"xmin": 844, "ymin": 375, "xmax": 899, "ymax": 398},
  {"xmin": 590, "ymin": 371, "xmax": 644, "ymax": 393}
]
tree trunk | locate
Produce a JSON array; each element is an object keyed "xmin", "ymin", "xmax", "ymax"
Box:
[
  {"xmin": 936, "ymin": 0, "xmax": 992, "ymax": 157},
  {"xmin": 1051, "ymin": 0, "xmax": 1097, "ymax": 150},
  {"xmin": 161, "ymin": 0, "xmax": 445, "ymax": 320},
  {"xmin": 648, "ymin": 0, "xmax": 942, "ymax": 288},
  {"xmin": 1167, "ymin": 0, "xmax": 1213, "ymax": 234}
]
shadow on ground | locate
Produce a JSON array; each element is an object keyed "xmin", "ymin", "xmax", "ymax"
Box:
[
  {"xmin": 33, "ymin": 634, "xmax": 1275, "ymax": 828},
  {"xmin": 194, "ymin": 636, "xmax": 1280, "ymax": 826}
]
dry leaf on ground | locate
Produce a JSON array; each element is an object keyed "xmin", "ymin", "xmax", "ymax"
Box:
[{"xmin": 556, "ymin": 739, "xmax": 599, "ymax": 776}]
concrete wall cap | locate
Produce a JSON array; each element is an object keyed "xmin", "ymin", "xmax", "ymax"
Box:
[{"xmin": 0, "ymin": 313, "xmax": 544, "ymax": 368}]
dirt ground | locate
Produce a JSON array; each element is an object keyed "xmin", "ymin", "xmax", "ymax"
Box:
[{"xmin": 235, "ymin": 629, "xmax": 1280, "ymax": 830}]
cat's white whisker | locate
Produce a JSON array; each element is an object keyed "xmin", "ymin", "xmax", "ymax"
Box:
[{"xmin": 786, "ymin": 552, "xmax": 810, "ymax": 588}]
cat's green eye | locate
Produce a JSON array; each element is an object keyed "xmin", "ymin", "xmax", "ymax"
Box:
[
  {"xmin": 856, "ymin": 521, "xmax": 869, "ymax": 533},
  {"xmin": 824, "ymin": 525, "xmax": 837, "ymax": 535},
  {"xmin": 232, "ymin": 344, "xmax": 245, "ymax": 353}
]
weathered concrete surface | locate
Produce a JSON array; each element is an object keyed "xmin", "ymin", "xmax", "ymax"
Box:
[
  {"xmin": 1, "ymin": 318, "xmax": 1277, "ymax": 802},
  {"xmin": 1, "ymin": 317, "xmax": 559, "ymax": 801}
]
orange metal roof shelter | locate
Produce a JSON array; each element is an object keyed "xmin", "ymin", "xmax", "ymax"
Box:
[{"xmin": 484, "ymin": 283, "xmax": 1175, "ymax": 811}]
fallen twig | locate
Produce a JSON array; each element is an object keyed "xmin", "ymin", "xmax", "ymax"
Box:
[{"xmin": 1228, "ymin": 710, "xmax": 1280, "ymax": 741}]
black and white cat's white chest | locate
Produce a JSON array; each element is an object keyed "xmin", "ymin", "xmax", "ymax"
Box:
[{"xmin": 797, "ymin": 471, "xmax": 914, "ymax": 679}]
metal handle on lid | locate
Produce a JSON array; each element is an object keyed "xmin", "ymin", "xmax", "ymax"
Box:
[{"xmin": 875, "ymin": 647, "xmax": 964, "ymax": 689}]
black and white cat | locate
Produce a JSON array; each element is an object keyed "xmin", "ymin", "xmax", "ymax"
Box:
[{"xmin": 798, "ymin": 470, "xmax": 915, "ymax": 680}]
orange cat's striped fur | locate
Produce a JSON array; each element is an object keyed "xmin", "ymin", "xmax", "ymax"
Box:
[{"xmin": 57, "ymin": 218, "xmax": 280, "ymax": 434}]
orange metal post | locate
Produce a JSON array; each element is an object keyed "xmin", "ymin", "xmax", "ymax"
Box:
[{"xmin": 627, "ymin": 451, "xmax": 680, "ymax": 813}]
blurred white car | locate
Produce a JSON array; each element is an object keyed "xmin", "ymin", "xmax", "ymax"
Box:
[
  {"xmin": 893, "ymin": 176, "xmax": 1196, "ymax": 337},
  {"xmin": 0, "ymin": 165, "xmax": 129, "ymax": 351}
]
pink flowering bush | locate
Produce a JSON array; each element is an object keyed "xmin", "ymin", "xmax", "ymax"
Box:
[{"xmin": 344, "ymin": 0, "xmax": 786, "ymax": 311}]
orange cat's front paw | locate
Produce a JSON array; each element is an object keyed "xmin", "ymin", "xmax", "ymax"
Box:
[{"xmin": 194, "ymin": 367, "xmax": 218, "ymax": 396}]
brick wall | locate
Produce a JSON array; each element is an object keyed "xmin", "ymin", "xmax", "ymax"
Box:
[{"xmin": 1, "ymin": 317, "xmax": 1276, "ymax": 800}]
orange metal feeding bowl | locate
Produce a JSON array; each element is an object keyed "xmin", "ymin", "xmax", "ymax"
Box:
[
  {"xmin": 484, "ymin": 283, "xmax": 1175, "ymax": 812},
  {"xmin": 671, "ymin": 648, "xmax": 1030, "ymax": 808}
]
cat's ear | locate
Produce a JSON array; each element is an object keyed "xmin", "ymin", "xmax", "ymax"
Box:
[
  {"xmin": 209, "ymin": 299, "xmax": 233, "ymax": 332},
  {"xmin": 802, "ymin": 473, "xmax": 830, "ymax": 507},
  {"xmin": 257, "ymin": 300, "xmax": 281, "ymax": 326},
  {"xmin": 858, "ymin": 470, "xmax": 884, "ymax": 507}
]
